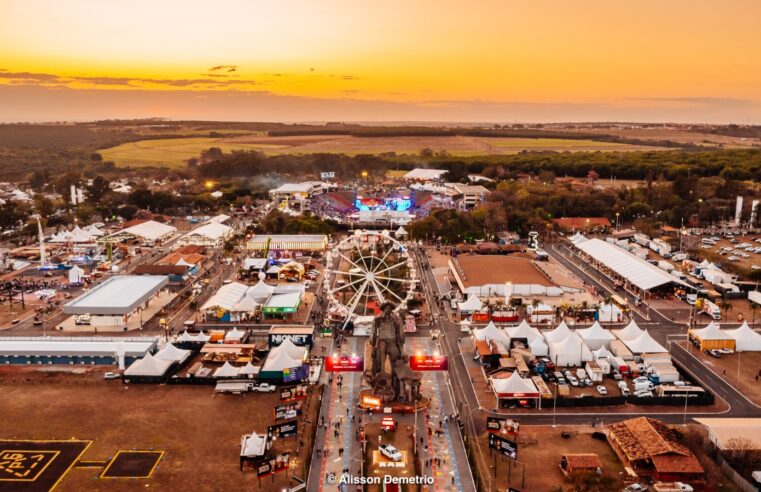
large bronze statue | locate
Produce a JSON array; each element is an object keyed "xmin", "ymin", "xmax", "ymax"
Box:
[{"xmin": 370, "ymin": 303, "xmax": 405, "ymax": 378}]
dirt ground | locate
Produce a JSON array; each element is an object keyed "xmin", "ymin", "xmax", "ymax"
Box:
[
  {"xmin": 476, "ymin": 426, "xmax": 626, "ymax": 491},
  {"xmin": 453, "ymin": 254, "xmax": 553, "ymax": 288},
  {"xmin": 0, "ymin": 367, "xmax": 320, "ymax": 491},
  {"xmin": 363, "ymin": 423, "xmax": 420, "ymax": 492},
  {"xmin": 685, "ymin": 342, "xmax": 761, "ymax": 405}
]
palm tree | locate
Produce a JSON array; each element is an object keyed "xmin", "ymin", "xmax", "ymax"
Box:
[
  {"xmin": 750, "ymin": 302, "xmax": 758, "ymax": 327},
  {"xmin": 493, "ymin": 299, "xmax": 506, "ymax": 313},
  {"xmin": 719, "ymin": 300, "xmax": 733, "ymax": 321}
]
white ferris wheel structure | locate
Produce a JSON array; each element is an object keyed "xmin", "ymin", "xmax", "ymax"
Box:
[{"xmin": 324, "ymin": 230, "xmax": 417, "ymax": 325}]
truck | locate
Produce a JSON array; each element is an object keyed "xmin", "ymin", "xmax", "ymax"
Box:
[
  {"xmin": 215, "ymin": 382, "xmax": 251, "ymax": 394},
  {"xmin": 700, "ymin": 300, "xmax": 721, "ymax": 320}
]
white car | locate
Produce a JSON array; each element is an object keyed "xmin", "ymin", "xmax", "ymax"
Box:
[
  {"xmin": 596, "ymin": 385, "xmax": 608, "ymax": 395},
  {"xmin": 728, "ymin": 256, "xmax": 740, "ymax": 261},
  {"xmin": 103, "ymin": 372, "xmax": 120, "ymax": 380},
  {"xmin": 379, "ymin": 444, "xmax": 403, "ymax": 461},
  {"xmin": 250, "ymin": 383, "xmax": 276, "ymax": 393},
  {"xmin": 753, "ymin": 265, "xmax": 761, "ymax": 270},
  {"xmin": 717, "ymin": 348, "xmax": 734, "ymax": 354}
]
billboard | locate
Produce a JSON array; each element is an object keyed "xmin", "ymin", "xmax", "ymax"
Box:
[
  {"xmin": 274, "ymin": 401, "xmax": 303, "ymax": 421},
  {"xmin": 325, "ymin": 355, "xmax": 364, "ymax": 372},
  {"xmin": 269, "ymin": 332, "xmax": 313, "ymax": 348},
  {"xmin": 409, "ymin": 354, "xmax": 448, "ymax": 371},
  {"xmin": 257, "ymin": 453, "xmax": 290, "ymax": 477},
  {"xmin": 488, "ymin": 433, "xmax": 518, "ymax": 460},
  {"xmin": 486, "ymin": 417, "xmax": 520, "ymax": 436},
  {"xmin": 283, "ymin": 365, "xmax": 310, "ymax": 383},
  {"xmin": 268, "ymin": 420, "xmax": 298, "ymax": 439},
  {"xmin": 280, "ymin": 384, "xmax": 308, "ymax": 402},
  {"xmin": 320, "ymin": 172, "xmax": 335, "ymax": 180}
]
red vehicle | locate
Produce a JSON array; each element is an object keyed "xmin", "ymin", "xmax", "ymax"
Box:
[{"xmin": 380, "ymin": 417, "xmax": 398, "ymax": 431}]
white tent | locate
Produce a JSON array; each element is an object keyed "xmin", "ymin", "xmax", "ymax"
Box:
[
  {"xmin": 124, "ymin": 352, "xmax": 173, "ymax": 377},
  {"xmin": 68, "ymin": 265, "xmax": 85, "ymax": 283},
  {"xmin": 155, "ymin": 343, "xmax": 190, "ymax": 363},
  {"xmin": 271, "ymin": 338, "xmax": 307, "ymax": 361},
  {"xmin": 201, "ymin": 282, "xmax": 249, "ymax": 311},
  {"xmin": 592, "ymin": 346, "xmax": 613, "ymax": 360},
  {"xmin": 569, "ymin": 232, "xmax": 587, "ymax": 244},
  {"xmin": 195, "ymin": 330, "xmax": 211, "ymax": 343},
  {"xmin": 214, "ymin": 362, "xmax": 240, "ymax": 378},
  {"xmin": 544, "ymin": 321, "xmax": 572, "ymax": 344},
  {"xmin": 528, "ymin": 336, "xmax": 549, "ymax": 357},
  {"xmin": 224, "ymin": 327, "xmax": 246, "ymax": 342},
  {"xmin": 622, "ymin": 330, "xmax": 668, "ymax": 354},
  {"xmin": 395, "ymin": 226, "xmax": 408, "ymax": 237},
  {"xmin": 178, "ymin": 330, "xmax": 194, "ymax": 342},
  {"xmin": 458, "ymin": 296, "xmax": 484, "ymax": 313},
  {"xmin": 527, "ymin": 303, "xmax": 555, "ymax": 323},
  {"xmin": 597, "ymin": 303, "xmax": 623, "ymax": 323},
  {"xmin": 549, "ymin": 333, "xmax": 593, "ymax": 367},
  {"xmin": 506, "ymin": 320, "xmax": 541, "ymax": 343},
  {"xmin": 613, "ymin": 319, "xmax": 644, "ymax": 342},
  {"xmin": 248, "ymin": 280, "xmax": 275, "ymax": 302},
  {"xmin": 262, "ymin": 347, "xmax": 304, "ymax": 372},
  {"xmin": 233, "ymin": 296, "xmax": 259, "ymax": 313},
  {"xmin": 576, "ymin": 321, "xmax": 616, "ymax": 350},
  {"xmin": 690, "ymin": 322, "xmax": 729, "ymax": 341},
  {"xmin": 241, "ymin": 431, "xmax": 267, "ymax": 457},
  {"xmin": 473, "ymin": 321, "xmax": 510, "ymax": 346},
  {"xmin": 490, "ymin": 371, "xmax": 540, "ymax": 397},
  {"xmin": 724, "ymin": 322, "xmax": 761, "ymax": 351},
  {"xmin": 238, "ymin": 362, "xmax": 260, "ymax": 379}
]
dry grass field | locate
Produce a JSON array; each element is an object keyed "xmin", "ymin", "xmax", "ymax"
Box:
[
  {"xmin": 577, "ymin": 127, "xmax": 761, "ymax": 148},
  {"xmin": 100, "ymin": 134, "xmax": 661, "ymax": 168}
]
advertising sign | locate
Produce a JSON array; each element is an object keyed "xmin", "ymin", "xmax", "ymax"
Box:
[
  {"xmin": 268, "ymin": 420, "xmax": 298, "ymax": 439},
  {"xmin": 404, "ymin": 316, "xmax": 416, "ymax": 333},
  {"xmin": 274, "ymin": 401, "xmax": 303, "ymax": 421},
  {"xmin": 257, "ymin": 453, "xmax": 290, "ymax": 477},
  {"xmin": 488, "ymin": 433, "xmax": 518, "ymax": 460},
  {"xmin": 320, "ymin": 172, "xmax": 335, "ymax": 180},
  {"xmin": 283, "ymin": 365, "xmax": 309, "ymax": 383},
  {"xmin": 269, "ymin": 333, "xmax": 313, "ymax": 348},
  {"xmin": 280, "ymin": 384, "xmax": 308, "ymax": 402},
  {"xmin": 486, "ymin": 417, "xmax": 520, "ymax": 436},
  {"xmin": 409, "ymin": 354, "xmax": 448, "ymax": 371},
  {"xmin": 325, "ymin": 355, "xmax": 364, "ymax": 372}
]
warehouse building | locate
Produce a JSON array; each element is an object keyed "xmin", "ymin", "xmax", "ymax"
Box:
[{"xmin": 0, "ymin": 336, "xmax": 158, "ymax": 368}]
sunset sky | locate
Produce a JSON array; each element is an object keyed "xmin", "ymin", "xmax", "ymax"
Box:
[{"xmin": 1, "ymin": 0, "xmax": 760, "ymax": 123}]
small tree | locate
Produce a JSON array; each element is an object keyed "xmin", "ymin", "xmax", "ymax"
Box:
[{"xmin": 719, "ymin": 300, "xmax": 733, "ymax": 321}]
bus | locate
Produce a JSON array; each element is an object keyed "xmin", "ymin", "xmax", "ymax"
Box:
[{"xmin": 655, "ymin": 385, "xmax": 706, "ymax": 398}]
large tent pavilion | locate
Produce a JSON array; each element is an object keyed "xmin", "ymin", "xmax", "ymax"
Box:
[
  {"xmin": 572, "ymin": 237, "xmax": 691, "ymax": 299},
  {"xmin": 688, "ymin": 323, "xmax": 736, "ymax": 351},
  {"xmin": 724, "ymin": 322, "xmax": 761, "ymax": 351},
  {"xmin": 99, "ymin": 220, "xmax": 177, "ymax": 245},
  {"xmin": 490, "ymin": 371, "xmax": 541, "ymax": 408}
]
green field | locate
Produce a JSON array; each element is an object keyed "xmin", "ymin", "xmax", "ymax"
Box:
[{"xmin": 99, "ymin": 137, "xmax": 286, "ymax": 168}]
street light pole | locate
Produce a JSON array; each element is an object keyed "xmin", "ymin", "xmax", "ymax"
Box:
[{"xmin": 552, "ymin": 382, "xmax": 558, "ymax": 428}]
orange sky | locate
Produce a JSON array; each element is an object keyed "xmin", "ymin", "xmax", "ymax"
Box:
[{"xmin": 1, "ymin": 0, "xmax": 760, "ymax": 122}]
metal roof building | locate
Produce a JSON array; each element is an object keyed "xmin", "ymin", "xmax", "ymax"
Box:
[{"xmin": 63, "ymin": 275, "xmax": 169, "ymax": 316}]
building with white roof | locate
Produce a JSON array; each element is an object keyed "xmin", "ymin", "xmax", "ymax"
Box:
[
  {"xmin": 0, "ymin": 336, "xmax": 158, "ymax": 368},
  {"xmin": 403, "ymin": 169, "xmax": 448, "ymax": 181},
  {"xmin": 100, "ymin": 220, "xmax": 177, "ymax": 244},
  {"xmin": 246, "ymin": 234, "xmax": 328, "ymax": 257},
  {"xmin": 177, "ymin": 222, "xmax": 233, "ymax": 247}
]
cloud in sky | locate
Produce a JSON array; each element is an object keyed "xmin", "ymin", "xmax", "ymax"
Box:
[
  {"xmin": 0, "ymin": 83, "xmax": 757, "ymax": 124},
  {"xmin": 0, "ymin": 70, "xmax": 257, "ymax": 90}
]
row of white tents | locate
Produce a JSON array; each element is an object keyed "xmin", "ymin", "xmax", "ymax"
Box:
[
  {"xmin": 689, "ymin": 321, "xmax": 761, "ymax": 352},
  {"xmin": 124, "ymin": 343, "xmax": 191, "ymax": 377},
  {"xmin": 459, "ymin": 294, "xmax": 623, "ymax": 323},
  {"xmin": 474, "ymin": 319, "xmax": 670, "ymax": 367},
  {"xmin": 49, "ymin": 224, "xmax": 105, "ymax": 243}
]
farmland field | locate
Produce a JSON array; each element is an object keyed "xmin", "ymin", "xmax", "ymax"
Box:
[{"xmin": 100, "ymin": 134, "xmax": 664, "ymax": 168}]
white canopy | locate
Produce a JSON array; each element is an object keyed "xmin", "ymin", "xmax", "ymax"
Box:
[
  {"xmin": 576, "ymin": 321, "xmax": 616, "ymax": 350},
  {"xmin": 271, "ymin": 338, "xmax": 308, "ymax": 361},
  {"xmin": 690, "ymin": 322, "xmax": 732, "ymax": 341},
  {"xmin": 179, "ymin": 330, "xmax": 194, "ymax": 342},
  {"xmin": 201, "ymin": 282, "xmax": 249, "ymax": 311},
  {"xmin": 124, "ymin": 352, "xmax": 173, "ymax": 377},
  {"xmin": 262, "ymin": 347, "xmax": 304, "ymax": 372},
  {"xmin": 155, "ymin": 343, "xmax": 190, "ymax": 363},
  {"xmin": 506, "ymin": 320, "xmax": 541, "ymax": 343},
  {"xmin": 549, "ymin": 333, "xmax": 593, "ymax": 367},
  {"xmin": 120, "ymin": 220, "xmax": 177, "ymax": 241},
  {"xmin": 225, "ymin": 327, "xmax": 246, "ymax": 341},
  {"xmin": 613, "ymin": 319, "xmax": 644, "ymax": 341},
  {"xmin": 528, "ymin": 336, "xmax": 549, "ymax": 357},
  {"xmin": 597, "ymin": 303, "xmax": 623, "ymax": 323},
  {"xmin": 724, "ymin": 322, "xmax": 761, "ymax": 351},
  {"xmin": 248, "ymin": 280, "xmax": 275, "ymax": 301},
  {"xmin": 569, "ymin": 232, "xmax": 587, "ymax": 244},
  {"xmin": 490, "ymin": 371, "xmax": 540, "ymax": 397},
  {"xmin": 214, "ymin": 362, "xmax": 240, "ymax": 378},
  {"xmin": 592, "ymin": 346, "xmax": 613, "ymax": 360},
  {"xmin": 544, "ymin": 321, "xmax": 572, "ymax": 344},
  {"xmin": 68, "ymin": 265, "xmax": 85, "ymax": 283},
  {"xmin": 241, "ymin": 431, "xmax": 267, "ymax": 457},
  {"xmin": 622, "ymin": 330, "xmax": 668, "ymax": 354},
  {"xmin": 195, "ymin": 330, "xmax": 211, "ymax": 343},
  {"xmin": 458, "ymin": 296, "xmax": 484, "ymax": 312},
  {"xmin": 473, "ymin": 321, "xmax": 510, "ymax": 346},
  {"xmin": 238, "ymin": 362, "xmax": 260, "ymax": 376},
  {"xmin": 395, "ymin": 226, "xmax": 407, "ymax": 237}
]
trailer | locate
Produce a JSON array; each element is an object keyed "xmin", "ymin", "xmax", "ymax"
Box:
[{"xmin": 214, "ymin": 381, "xmax": 251, "ymax": 394}]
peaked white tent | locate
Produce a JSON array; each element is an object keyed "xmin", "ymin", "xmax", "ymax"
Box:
[
  {"xmin": 195, "ymin": 330, "xmax": 211, "ymax": 343},
  {"xmin": 528, "ymin": 336, "xmax": 549, "ymax": 357},
  {"xmin": 569, "ymin": 232, "xmax": 587, "ymax": 244},
  {"xmin": 622, "ymin": 330, "xmax": 668, "ymax": 354},
  {"xmin": 613, "ymin": 319, "xmax": 644, "ymax": 342},
  {"xmin": 549, "ymin": 333, "xmax": 593, "ymax": 367},
  {"xmin": 490, "ymin": 371, "xmax": 540, "ymax": 396},
  {"xmin": 724, "ymin": 322, "xmax": 761, "ymax": 351},
  {"xmin": 458, "ymin": 296, "xmax": 484, "ymax": 313},
  {"xmin": 238, "ymin": 362, "xmax": 260, "ymax": 379},
  {"xmin": 241, "ymin": 431, "xmax": 267, "ymax": 458},
  {"xmin": 68, "ymin": 265, "xmax": 85, "ymax": 284},
  {"xmin": 576, "ymin": 321, "xmax": 616, "ymax": 350},
  {"xmin": 527, "ymin": 302, "xmax": 555, "ymax": 323},
  {"xmin": 592, "ymin": 346, "xmax": 613, "ymax": 360},
  {"xmin": 178, "ymin": 330, "xmax": 194, "ymax": 342},
  {"xmin": 214, "ymin": 361, "xmax": 240, "ymax": 378},
  {"xmin": 506, "ymin": 320, "xmax": 541, "ymax": 343},
  {"xmin": 155, "ymin": 343, "xmax": 191, "ymax": 363},
  {"xmin": 271, "ymin": 338, "xmax": 308, "ymax": 361},
  {"xmin": 544, "ymin": 321, "xmax": 572, "ymax": 344},
  {"xmin": 597, "ymin": 303, "xmax": 623, "ymax": 323},
  {"xmin": 395, "ymin": 226, "xmax": 408, "ymax": 237},
  {"xmin": 690, "ymin": 322, "xmax": 729, "ymax": 340},
  {"xmin": 473, "ymin": 321, "xmax": 510, "ymax": 346},
  {"xmin": 262, "ymin": 347, "xmax": 303, "ymax": 373},
  {"xmin": 248, "ymin": 280, "xmax": 275, "ymax": 302},
  {"xmin": 124, "ymin": 352, "xmax": 173, "ymax": 377},
  {"xmin": 224, "ymin": 327, "xmax": 246, "ymax": 342}
]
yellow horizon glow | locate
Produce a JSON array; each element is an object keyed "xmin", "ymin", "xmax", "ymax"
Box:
[{"xmin": 0, "ymin": 0, "xmax": 760, "ymax": 107}]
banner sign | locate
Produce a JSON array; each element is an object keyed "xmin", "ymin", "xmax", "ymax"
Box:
[
  {"xmin": 268, "ymin": 420, "xmax": 298, "ymax": 439},
  {"xmin": 409, "ymin": 354, "xmax": 448, "ymax": 371},
  {"xmin": 257, "ymin": 453, "xmax": 290, "ymax": 477},
  {"xmin": 488, "ymin": 433, "xmax": 518, "ymax": 460},
  {"xmin": 280, "ymin": 384, "xmax": 308, "ymax": 402},
  {"xmin": 326, "ymin": 355, "xmax": 364, "ymax": 372},
  {"xmin": 486, "ymin": 417, "xmax": 520, "ymax": 436},
  {"xmin": 283, "ymin": 365, "xmax": 309, "ymax": 383},
  {"xmin": 274, "ymin": 401, "xmax": 303, "ymax": 421},
  {"xmin": 320, "ymin": 172, "xmax": 335, "ymax": 180}
]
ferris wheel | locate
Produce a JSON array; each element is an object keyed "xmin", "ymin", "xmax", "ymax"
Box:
[{"xmin": 324, "ymin": 230, "xmax": 417, "ymax": 324}]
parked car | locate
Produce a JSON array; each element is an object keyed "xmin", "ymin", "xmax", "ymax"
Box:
[
  {"xmin": 634, "ymin": 390, "xmax": 654, "ymax": 397},
  {"xmin": 596, "ymin": 385, "xmax": 608, "ymax": 395},
  {"xmin": 379, "ymin": 444, "xmax": 403, "ymax": 462},
  {"xmin": 717, "ymin": 348, "xmax": 734, "ymax": 354},
  {"xmin": 567, "ymin": 376, "xmax": 579, "ymax": 387},
  {"xmin": 583, "ymin": 378, "xmax": 593, "ymax": 387},
  {"xmin": 250, "ymin": 383, "xmax": 276, "ymax": 393},
  {"xmin": 103, "ymin": 372, "xmax": 120, "ymax": 380}
]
